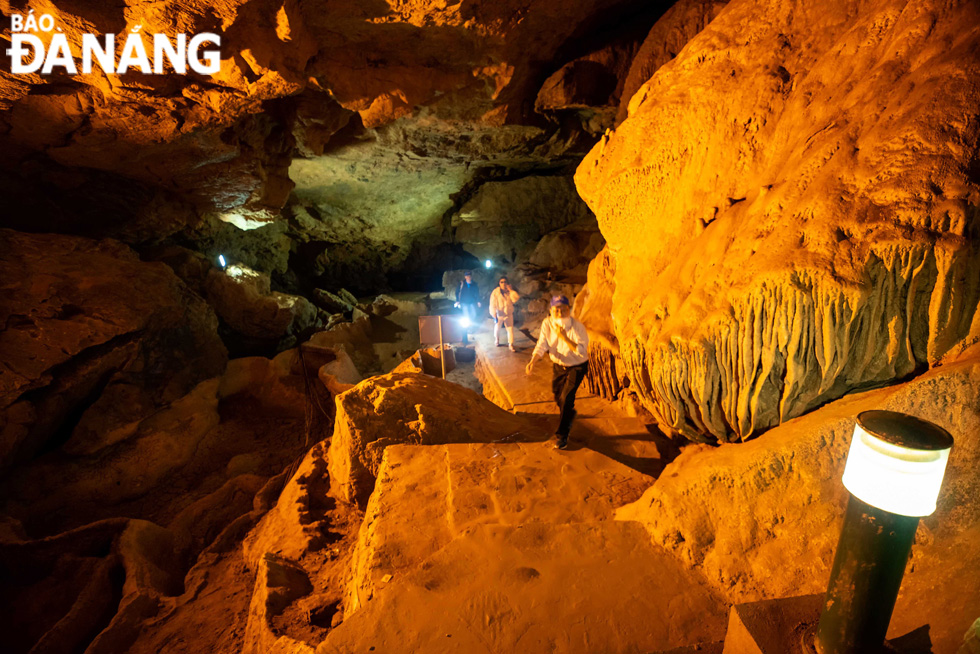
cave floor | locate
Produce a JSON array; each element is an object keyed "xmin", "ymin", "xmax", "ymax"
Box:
[
  {"xmin": 316, "ymin": 327, "xmax": 729, "ymax": 653},
  {"xmin": 472, "ymin": 327, "xmax": 669, "ymax": 477}
]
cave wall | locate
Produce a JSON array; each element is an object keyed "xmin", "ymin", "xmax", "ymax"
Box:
[{"xmin": 575, "ymin": 0, "xmax": 980, "ymax": 443}]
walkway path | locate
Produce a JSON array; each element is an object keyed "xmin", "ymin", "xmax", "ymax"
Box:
[
  {"xmin": 318, "ymin": 322, "xmax": 728, "ymax": 653},
  {"xmin": 472, "ymin": 327, "xmax": 670, "ymax": 478}
]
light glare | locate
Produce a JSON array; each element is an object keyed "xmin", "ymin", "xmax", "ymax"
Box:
[
  {"xmin": 459, "ymin": 316, "xmax": 471, "ymax": 328},
  {"xmin": 841, "ymin": 422, "xmax": 951, "ymax": 517},
  {"xmin": 484, "ymin": 259, "xmax": 492, "ymax": 269},
  {"xmin": 218, "ymin": 254, "xmax": 227, "ymax": 268}
]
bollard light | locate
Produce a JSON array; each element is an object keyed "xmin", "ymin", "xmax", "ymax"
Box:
[
  {"xmin": 484, "ymin": 259, "xmax": 492, "ymax": 269},
  {"xmin": 218, "ymin": 254, "xmax": 227, "ymax": 268},
  {"xmin": 841, "ymin": 415, "xmax": 952, "ymax": 517},
  {"xmin": 814, "ymin": 410, "xmax": 953, "ymax": 654}
]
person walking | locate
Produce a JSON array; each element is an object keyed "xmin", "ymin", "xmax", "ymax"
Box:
[
  {"xmin": 454, "ymin": 271, "xmax": 481, "ymax": 330},
  {"xmin": 524, "ymin": 296, "xmax": 589, "ymax": 450},
  {"xmin": 489, "ymin": 276, "xmax": 520, "ymax": 352}
]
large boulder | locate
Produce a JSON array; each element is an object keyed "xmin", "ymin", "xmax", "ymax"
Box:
[
  {"xmin": 0, "ymin": 229, "xmax": 226, "ymax": 474},
  {"xmin": 204, "ymin": 264, "xmax": 318, "ymax": 349},
  {"xmin": 575, "ymin": 0, "xmax": 980, "ymax": 443},
  {"xmin": 327, "ymin": 373, "xmax": 534, "ymax": 506},
  {"xmin": 617, "ymin": 347, "xmax": 980, "ymax": 653}
]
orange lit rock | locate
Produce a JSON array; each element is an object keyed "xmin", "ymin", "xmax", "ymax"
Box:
[
  {"xmin": 204, "ymin": 264, "xmax": 319, "ymax": 348},
  {"xmin": 328, "ymin": 372, "xmax": 533, "ymax": 507},
  {"xmin": 243, "ymin": 554, "xmax": 315, "ymax": 654},
  {"xmin": 576, "ymin": 0, "xmax": 980, "ymax": 443},
  {"xmin": 617, "ymin": 347, "xmax": 980, "ymax": 653},
  {"xmin": 344, "ymin": 441, "xmax": 655, "ymax": 618},
  {"xmin": 615, "ymin": 0, "xmax": 729, "ymax": 124},
  {"xmin": 244, "ymin": 439, "xmax": 334, "ymax": 567}
]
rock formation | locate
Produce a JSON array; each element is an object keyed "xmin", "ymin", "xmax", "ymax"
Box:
[
  {"xmin": 2, "ymin": 0, "xmax": 979, "ymax": 652},
  {"xmin": 617, "ymin": 345, "xmax": 980, "ymax": 653},
  {"xmin": 0, "ymin": 229, "xmax": 227, "ymax": 474},
  {"xmin": 328, "ymin": 372, "xmax": 532, "ymax": 506},
  {"xmin": 0, "ymin": 0, "xmax": 694, "ymax": 291},
  {"xmin": 575, "ymin": 0, "xmax": 980, "ymax": 443}
]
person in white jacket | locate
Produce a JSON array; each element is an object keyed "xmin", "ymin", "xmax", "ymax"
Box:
[
  {"xmin": 524, "ymin": 295, "xmax": 589, "ymax": 450},
  {"xmin": 489, "ymin": 276, "xmax": 520, "ymax": 351}
]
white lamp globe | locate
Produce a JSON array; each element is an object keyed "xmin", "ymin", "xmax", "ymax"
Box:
[{"xmin": 841, "ymin": 410, "xmax": 953, "ymax": 517}]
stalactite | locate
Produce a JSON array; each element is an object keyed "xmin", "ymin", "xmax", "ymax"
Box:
[
  {"xmin": 620, "ymin": 243, "xmax": 980, "ymax": 443},
  {"xmin": 587, "ymin": 341, "xmax": 621, "ymax": 399}
]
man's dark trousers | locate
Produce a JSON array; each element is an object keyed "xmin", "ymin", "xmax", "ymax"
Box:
[{"xmin": 552, "ymin": 362, "xmax": 588, "ymax": 437}]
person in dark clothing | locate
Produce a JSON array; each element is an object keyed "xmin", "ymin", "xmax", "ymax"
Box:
[
  {"xmin": 454, "ymin": 271, "xmax": 481, "ymax": 329},
  {"xmin": 525, "ymin": 295, "xmax": 589, "ymax": 450}
]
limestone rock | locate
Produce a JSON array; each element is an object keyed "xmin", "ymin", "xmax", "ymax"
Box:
[
  {"xmin": 242, "ymin": 554, "xmax": 315, "ymax": 654},
  {"xmin": 205, "ymin": 264, "xmax": 318, "ymax": 348},
  {"xmin": 0, "ymin": 229, "xmax": 226, "ymax": 473},
  {"xmin": 1, "ymin": 379, "xmax": 222, "ymax": 527},
  {"xmin": 529, "ymin": 231, "xmax": 588, "ymax": 271},
  {"xmin": 1, "ymin": 350, "xmax": 314, "ymax": 537},
  {"xmin": 344, "ymin": 441, "xmax": 654, "ymax": 617},
  {"xmin": 0, "ymin": 516, "xmax": 186, "ymax": 654},
  {"xmin": 321, "ymin": 522, "xmax": 726, "ymax": 654},
  {"xmin": 534, "ymin": 21, "xmax": 649, "ymax": 135},
  {"xmin": 617, "ymin": 348, "xmax": 980, "ymax": 653},
  {"xmin": 317, "ymin": 349, "xmax": 362, "ymax": 391},
  {"xmin": 616, "ymin": 0, "xmax": 729, "ymax": 123},
  {"xmin": 311, "ymin": 290, "xmax": 355, "ymax": 315},
  {"xmin": 575, "ymin": 0, "xmax": 980, "ymax": 443},
  {"xmin": 167, "ymin": 474, "xmax": 268, "ymax": 564},
  {"xmin": 453, "ymin": 174, "xmax": 596, "ymax": 263},
  {"xmin": 327, "ymin": 372, "xmax": 531, "ymax": 507},
  {"xmin": 244, "ymin": 441, "xmax": 334, "ymax": 568}
]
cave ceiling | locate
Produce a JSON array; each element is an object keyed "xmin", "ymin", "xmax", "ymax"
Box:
[{"xmin": 0, "ymin": 0, "xmax": 688, "ymax": 274}]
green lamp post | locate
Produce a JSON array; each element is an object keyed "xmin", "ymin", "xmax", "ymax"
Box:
[{"xmin": 814, "ymin": 410, "xmax": 954, "ymax": 654}]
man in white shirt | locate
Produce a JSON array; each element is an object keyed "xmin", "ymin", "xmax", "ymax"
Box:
[
  {"xmin": 524, "ymin": 295, "xmax": 589, "ymax": 450},
  {"xmin": 489, "ymin": 276, "xmax": 520, "ymax": 352}
]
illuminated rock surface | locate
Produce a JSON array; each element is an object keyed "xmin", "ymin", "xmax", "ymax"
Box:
[
  {"xmin": 1, "ymin": 0, "xmax": 978, "ymax": 651},
  {"xmin": 618, "ymin": 346, "xmax": 980, "ymax": 652},
  {"xmin": 576, "ymin": 0, "xmax": 980, "ymax": 443},
  {"xmin": 328, "ymin": 372, "xmax": 531, "ymax": 507}
]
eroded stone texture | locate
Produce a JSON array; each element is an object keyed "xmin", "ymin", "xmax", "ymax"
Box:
[
  {"xmin": 204, "ymin": 264, "xmax": 319, "ymax": 350},
  {"xmin": 0, "ymin": 0, "xmax": 645, "ymax": 245},
  {"xmin": 617, "ymin": 347, "xmax": 980, "ymax": 653},
  {"xmin": 615, "ymin": 0, "xmax": 729, "ymax": 123},
  {"xmin": 576, "ymin": 0, "xmax": 980, "ymax": 442},
  {"xmin": 327, "ymin": 372, "xmax": 531, "ymax": 507},
  {"xmin": 0, "ymin": 229, "xmax": 227, "ymax": 473}
]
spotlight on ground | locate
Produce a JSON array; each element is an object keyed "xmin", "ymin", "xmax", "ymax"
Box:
[
  {"xmin": 218, "ymin": 254, "xmax": 227, "ymax": 269},
  {"xmin": 484, "ymin": 259, "xmax": 492, "ymax": 269}
]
